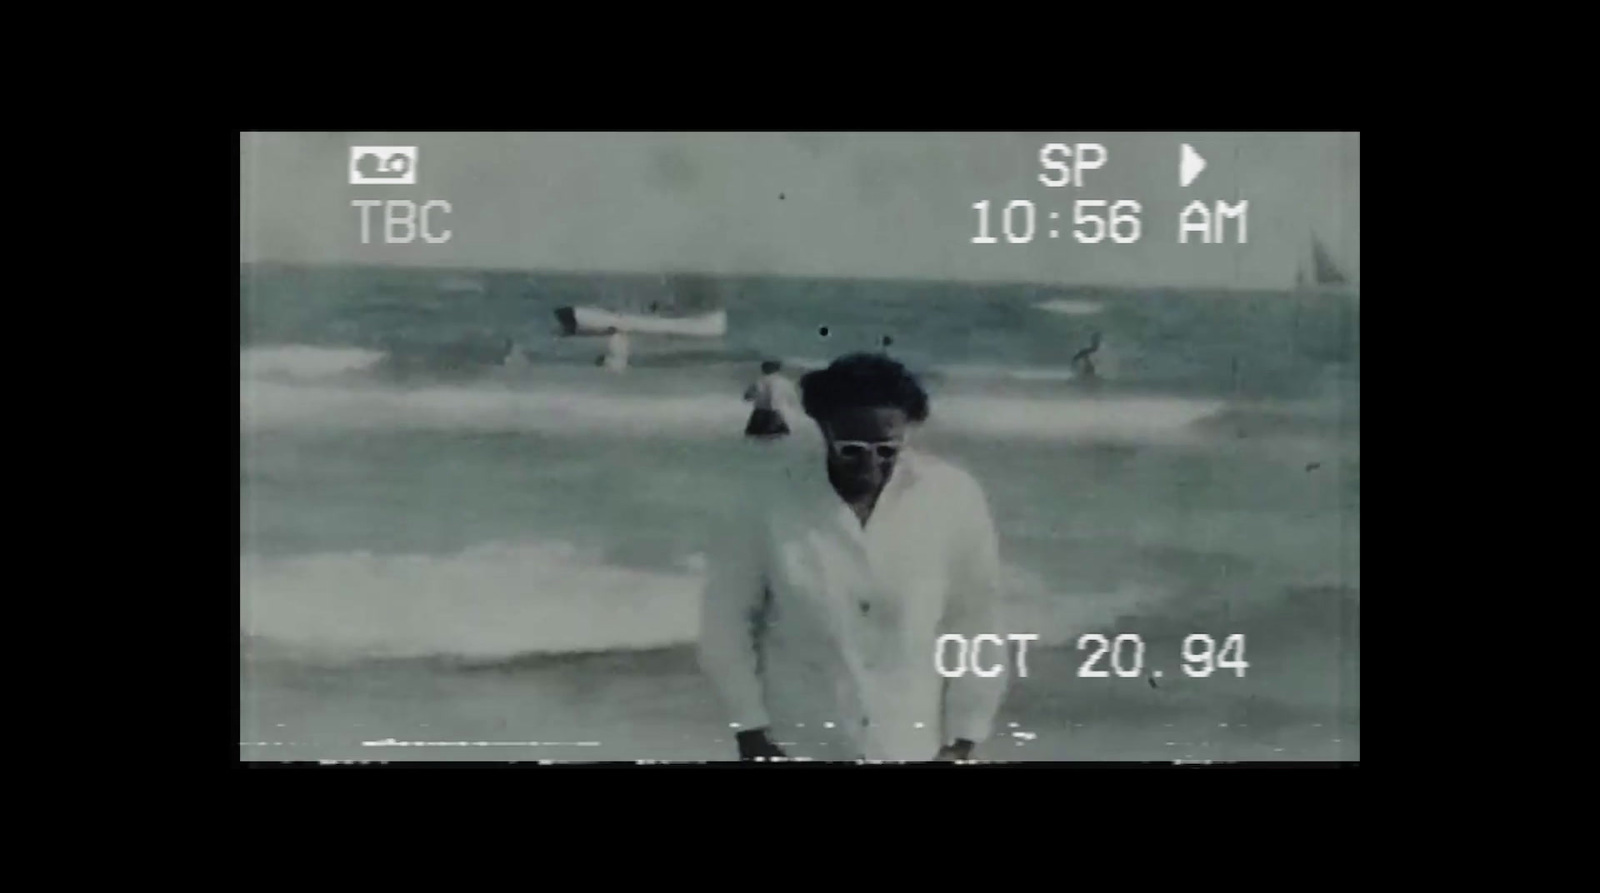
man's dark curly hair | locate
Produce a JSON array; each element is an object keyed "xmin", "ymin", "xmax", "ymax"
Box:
[{"xmin": 799, "ymin": 353, "xmax": 930, "ymax": 423}]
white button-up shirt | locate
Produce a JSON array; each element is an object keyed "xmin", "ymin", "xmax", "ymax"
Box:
[{"xmin": 697, "ymin": 447, "xmax": 1009, "ymax": 761}]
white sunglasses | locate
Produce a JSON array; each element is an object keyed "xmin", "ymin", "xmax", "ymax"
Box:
[{"xmin": 828, "ymin": 438, "xmax": 905, "ymax": 461}]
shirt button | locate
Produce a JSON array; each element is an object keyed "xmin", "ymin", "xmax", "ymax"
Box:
[
  {"xmin": 860, "ymin": 601, "xmax": 871, "ymax": 615},
  {"xmin": 861, "ymin": 717, "xmax": 870, "ymax": 728}
]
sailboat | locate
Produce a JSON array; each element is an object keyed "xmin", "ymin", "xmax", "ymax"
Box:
[
  {"xmin": 1294, "ymin": 234, "xmax": 1355, "ymax": 295},
  {"xmin": 1290, "ymin": 233, "xmax": 1359, "ymax": 362}
]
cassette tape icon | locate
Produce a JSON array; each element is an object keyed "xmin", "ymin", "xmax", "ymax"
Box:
[{"xmin": 350, "ymin": 146, "xmax": 417, "ymax": 185}]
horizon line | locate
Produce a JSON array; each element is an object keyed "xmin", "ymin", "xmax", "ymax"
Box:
[{"xmin": 239, "ymin": 260, "xmax": 1354, "ymax": 297}]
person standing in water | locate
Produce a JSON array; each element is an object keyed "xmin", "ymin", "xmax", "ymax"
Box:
[
  {"xmin": 1071, "ymin": 330, "xmax": 1102, "ymax": 381},
  {"xmin": 743, "ymin": 360, "xmax": 800, "ymax": 439},
  {"xmin": 700, "ymin": 353, "xmax": 1009, "ymax": 762},
  {"xmin": 596, "ymin": 328, "xmax": 630, "ymax": 372}
]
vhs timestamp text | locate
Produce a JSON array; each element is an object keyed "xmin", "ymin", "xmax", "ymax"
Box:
[{"xmin": 1077, "ymin": 633, "xmax": 1248, "ymax": 678}]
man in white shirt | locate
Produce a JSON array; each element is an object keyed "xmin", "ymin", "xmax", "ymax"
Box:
[{"xmin": 698, "ymin": 353, "xmax": 1010, "ymax": 762}]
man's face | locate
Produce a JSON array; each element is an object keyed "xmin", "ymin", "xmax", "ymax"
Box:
[{"xmin": 821, "ymin": 406, "xmax": 910, "ymax": 500}]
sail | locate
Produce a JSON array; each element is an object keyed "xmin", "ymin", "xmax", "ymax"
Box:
[{"xmin": 1310, "ymin": 236, "xmax": 1347, "ymax": 285}]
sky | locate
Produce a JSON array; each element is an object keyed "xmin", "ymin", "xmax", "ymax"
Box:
[{"xmin": 240, "ymin": 132, "xmax": 1359, "ymax": 290}]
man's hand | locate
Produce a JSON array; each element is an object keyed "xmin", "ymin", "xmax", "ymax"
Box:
[
  {"xmin": 736, "ymin": 728, "xmax": 787, "ymax": 761},
  {"xmin": 933, "ymin": 739, "xmax": 975, "ymax": 762}
]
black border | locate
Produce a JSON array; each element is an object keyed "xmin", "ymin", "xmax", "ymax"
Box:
[{"xmin": 243, "ymin": 761, "xmax": 1356, "ymax": 771}]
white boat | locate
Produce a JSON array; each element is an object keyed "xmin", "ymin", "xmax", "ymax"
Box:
[
  {"xmin": 554, "ymin": 305, "xmax": 727, "ymax": 338},
  {"xmin": 1033, "ymin": 298, "xmax": 1105, "ymax": 316},
  {"xmin": 436, "ymin": 274, "xmax": 485, "ymax": 294}
]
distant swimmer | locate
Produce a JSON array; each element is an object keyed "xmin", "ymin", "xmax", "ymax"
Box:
[
  {"xmin": 1071, "ymin": 331, "xmax": 1103, "ymax": 380},
  {"xmin": 743, "ymin": 360, "xmax": 800, "ymax": 439}
]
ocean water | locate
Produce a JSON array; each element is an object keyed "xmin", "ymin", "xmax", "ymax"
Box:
[{"xmin": 239, "ymin": 265, "xmax": 1360, "ymax": 762}]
